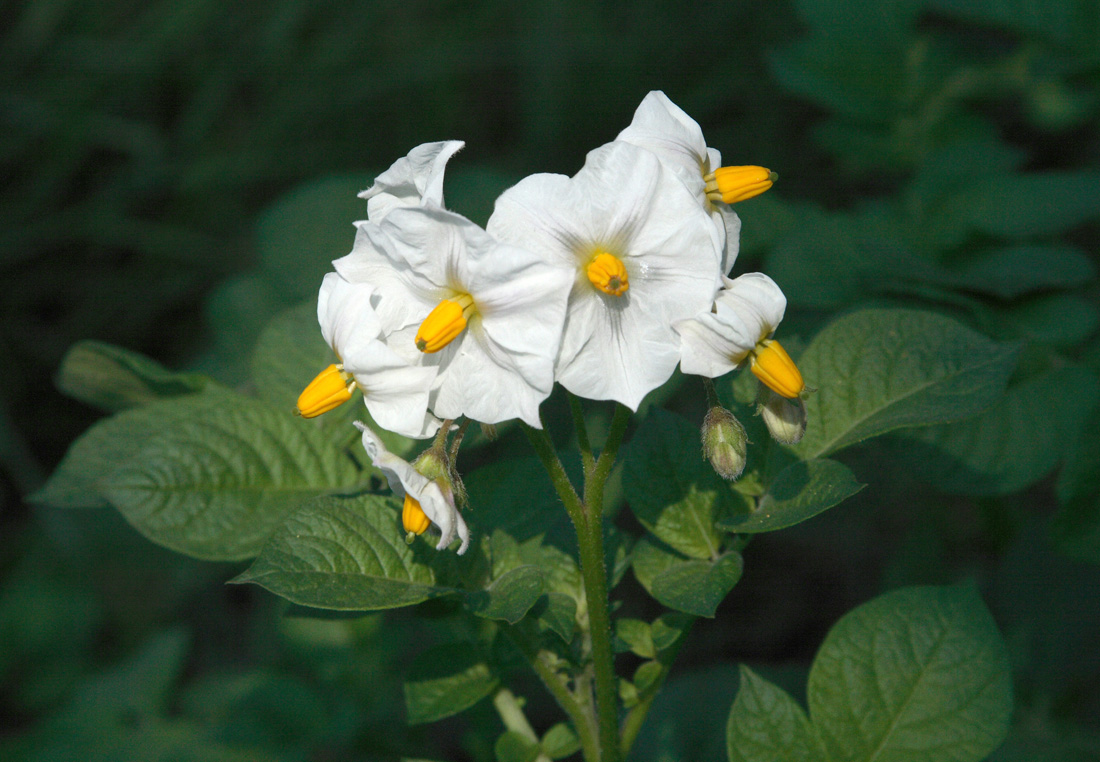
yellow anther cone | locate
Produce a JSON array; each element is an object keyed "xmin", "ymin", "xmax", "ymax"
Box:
[
  {"xmin": 403, "ymin": 494, "xmax": 431, "ymax": 536},
  {"xmin": 706, "ymin": 166, "xmax": 777, "ymax": 204},
  {"xmin": 416, "ymin": 295, "xmax": 474, "ymax": 353},
  {"xmin": 296, "ymin": 364, "xmax": 355, "ymax": 418},
  {"xmin": 586, "ymin": 251, "xmax": 629, "ymax": 296},
  {"xmin": 750, "ymin": 339, "xmax": 805, "ymax": 399}
]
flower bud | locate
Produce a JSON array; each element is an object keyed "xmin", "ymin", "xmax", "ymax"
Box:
[
  {"xmin": 701, "ymin": 406, "xmax": 748, "ymax": 481},
  {"xmin": 758, "ymin": 388, "xmax": 807, "ymax": 445}
]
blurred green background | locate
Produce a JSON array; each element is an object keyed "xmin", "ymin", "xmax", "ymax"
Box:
[{"xmin": 4, "ymin": 1, "xmax": 1100, "ymax": 760}]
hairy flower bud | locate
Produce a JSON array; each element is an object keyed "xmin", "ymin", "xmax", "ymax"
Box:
[
  {"xmin": 758, "ymin": 388, "xmax": 807, "ymax": 445},
  {"xmin": 701, "ymin": 406, "xmax": 748, "ymax": 481}
]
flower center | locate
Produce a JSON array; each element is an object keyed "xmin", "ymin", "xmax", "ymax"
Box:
[
  {"xmin": 586, "ymin": 251, "xmax": 629, "ymax": 296},
  {"xmin": 749, "ymin": 339, "xmax": 805, "ymax": 399},
  {"xmin": 416, "ymin": 293, "xmax": 475, "ymax": 353},
  {"xmin": 295, "ymin": 363, "xmax": 357, "ymax": 418},
  {"xmin": 403, "ymin": 494, "xmax": 431, "ymax": 541},
  {"xmin": 704, "ymin": 166, "xmax": 777, "ymax": 205}
]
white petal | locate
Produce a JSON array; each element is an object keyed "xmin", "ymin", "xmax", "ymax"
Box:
[
  {"xmin": 317, "ymin": 272, "xmax": 381, "ymax": 359},
  {"xmin": 676, "ymin": 273, "xmax": 787, "ymax": 378},
  {"xmin": 615, "ymin": 91, "xmax": 709, "ymax": 196},
  {"xmin": 343, "ymin": 340, "xmax": 440, "ymax": 439},
  {"xmin": 358, "ymin": 141, "xmax": 465, "ymax": 221}
]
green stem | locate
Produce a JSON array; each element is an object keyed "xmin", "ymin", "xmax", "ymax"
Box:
[
  {"xmin": 521, "ymin": 419, "xmax": 584, "ymax": 521},
  {"xmin": 569, "ymin": 393, "xmax": 595, "ymax": 476},
  {"xmin": 504, "ymin": 625, "xmax": 599, "ymax": 762}
]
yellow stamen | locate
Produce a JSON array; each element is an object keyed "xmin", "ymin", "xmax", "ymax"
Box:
[
  {"xmin": 416, "ymin": 294, "xmax": 475, "ymax": 353},
  {"xmin": 750, "ymin": 339, "xmax": 805, "ymax": 399},
  {"xmin": 295, "ymin": 364, "xmax": 356, "ymax": 418},
  {"xmin": 402, "ymin": 494, "xmax": 431, "ymax": 536},
  {"xmin": 704, "ymin": 166, "xmax": 777, "ymax": 205},
  {"xmin": 586, "ymin": 251, "xmax": 630, "ymax": 296}
]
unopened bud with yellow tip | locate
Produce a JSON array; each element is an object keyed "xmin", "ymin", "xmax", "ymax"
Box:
[
  {"xmin": 704, "ymin": 166, "xmax": 777, "ymax": 205},
  {"xmin": 701, "ymin": 406, "xmax": 748, "ymax": 481},
  {"xmin": 750, "ymin": 339, "xmax": 805, "ymax": 400},
  {"xmin": 295, "ymin": 364, "xmax": 356, "ymax": 418}
]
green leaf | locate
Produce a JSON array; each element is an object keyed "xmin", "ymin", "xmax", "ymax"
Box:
[
  {"xmin": 944, "ymin": 244, "xmax": 1095, "ymax": 300},
  {"xmin": 465, "ymin": 456, "xmax": 577, "ymax": 553},
  {"xmin": 403, "ymin": 643, "xmax": 498, "ymax": 725},
  {"xmin": 615, "ymin": 618, "xmax": 656, "ymax": 658},
  {"xmin": 100, "ymin": 395, "xmax": 363, "ymax": 560},
  {"xmin": 531, "ymin": 592, "xmax": 577, "ymax": 642},
  {"xmin": 1052, "ymin": 404, "xmax": 1100, "ymax": 563},
  {"xmin": 495, "ymin": 731, "xmax": 541, "ymax": 762},
  {"xmin": 1001, "ymin": 294, "xmax": 1099, "ymax": 347},
  {"xmin": 895, "ymin": 366, "xmax": 1100, "ymax": 496},
  {"xmin": 929, "ymin": 172, "xmax": 1100, "ymax": 249},
  {"xmin": 235, "ymin": 494, "xmax": 456, "ymax": 610},
  {"xmin": 255, "ymin": 175, "xmax": 373, "ymax": 302},
  {"xmin": 632, "ymin": 538, "xmax": 743, "ymax": 618},
  {"xmin": 464, "ymin": 565, "xmax": 546, "ymax": 624},
  {"xmin": 540, "ymin": 722, "xmax": 581, "ymax": 760},
  {"xmin": 719, "ymin": 459, "xmax": 864, "ymax": 534},
  {"xmin": 651, "ymin": 613, "xmax": 693, "ymax": 652},
  {"xmin": 30, "ymin": 389, "xmax": 240, "ymax": 510},
  {"xmin": 726, "ymin": 665, "xmax": 825, "ymax": 762},
  {"xmin": 794, "ymin": 309, "xmax": 1021, "ymax": 459},
  {"xmin": 808, "ymin": 585, "xmax": 1013, "ymax": 762},
  {"xmin": 56, "ymin": 341, "xmax": 213, "ymax": 413},
  {"xmin": 625, "ymin": 409, "xmax": 740, "ymax": 559}
]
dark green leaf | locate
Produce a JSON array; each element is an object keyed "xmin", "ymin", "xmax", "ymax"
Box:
[
  {"xmin": 100, "ymin": 395, "xmax": 363, "ymax": 560},
  {"xmin": 794, "ymin": 309, "xmax": 1020, "ymax": 459},
  {"xmin": 531, "ymin": 592, "xmax": 577, "ymax": 642},
  {"xmin": 633, "ymin": 538, "xmax": 743, "ymax": 617},
  {"xmin": 944, "ymin": 244, "xmax": 1095, "ymax": 299},
  {"xmin": 1001, "ymin": 294, "xmax": 1099, "ymax": 347},
  {"xmin": 625, "ymin": 409, "xmax": 740, "ymax": 559},
  {"xmin": 930, "ymin": 172, "xmax": 1100, "ymax": 249},
  {"xmin": 808, "ymin": 585, "xmax": 1013, "ymax": 762},
  {"xmin": 404, "ymin": 643, "xmax": 498, "ymax": 725},
  {"xmin": 235, "ymin": 494, "xmax": 456, "ymax": 610},
  {"xmin": 256, "ymin": 175, "xmax": 373, "ymax": 302},
  {"xmin": 896, "ymin": 366, "xmax": 1100, "ymax": 496},
  {"xmin": 56, "ymin": 341, "xmax": 213, "ymax": 413},
  {"xmin": 719, "ymin": 459, "xmax": 864, "ymax": 533},
  {"xmin": 650, "ymin": 613, "xmax": 693, "ymax": 652},
  {"xmin": 464, "ymin": 565, "xmax": 546, "ymax": 624},
  {"xmin": 726, "ymin": 665, "xmax": 825, "ymax": 762}
]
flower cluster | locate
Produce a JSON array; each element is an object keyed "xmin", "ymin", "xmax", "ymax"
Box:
[{"xmin": 296, "ymin": 92, "xmax": 807, "ymax": 553}]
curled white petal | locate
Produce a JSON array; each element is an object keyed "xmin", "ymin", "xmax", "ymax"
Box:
[
  {"xmin": 358, "ymin": 140, "xmax": 465, "ymax": 222},
  {"xmin": 354, "ymin": 421, "xmax": 469, "ymax": 554},
  {"xmin": 676, "ymin": 273, "xmax": 787, "ymax": 378}
]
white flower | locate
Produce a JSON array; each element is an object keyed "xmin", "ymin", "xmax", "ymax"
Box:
[
  {"xmin": 487, "ymin": 140, "xmax": 724, "ymax": 410},
  {"xmin": 314, "ymin": 272, "xmax": 441, "ymax": 439},
  {"xmin": 676, "ymin": 272, "xmax": 787, "ymax": 378},
  {"xmin": 335, "ymin": 206, "xmax": 573, "ymax": 428},
  {"xmin": 615, "ymin": 91, "xmax": 774, "ymax": 276},
  {"xmin": 676, "ymin": 272, "xmax": 806, "ymax": 400},
  {"xmin": 358, "ymin": 140, "xmax": 465, "ymax": 222},
  {"xmin": 355, "ymin": 421, "xmax": 470, "ymax": 554}
]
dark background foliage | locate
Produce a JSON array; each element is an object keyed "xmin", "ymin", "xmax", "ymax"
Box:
[{"xmin": 3, "ymin": 1, "xmax": 1099, "ymax": 759}]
